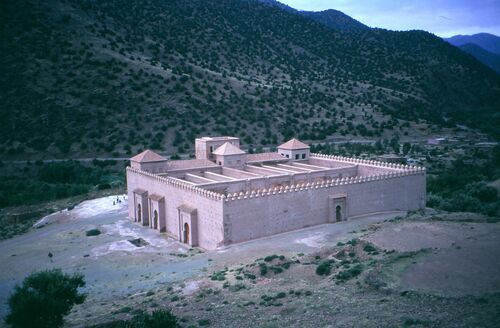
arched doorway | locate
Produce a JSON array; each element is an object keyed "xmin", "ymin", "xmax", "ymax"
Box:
[
  {"xmin": 183, "ymin": 222, "xmax": 190, "ymax": 244},
  {"xmin": 137, "ymin": 204, "xmax": 142, "ymax": 222},
  {"xmin": 336, "ymin": 205, "xmax": 342, "ymax": 222},
  {"xmin": 153, "ymin": 210, "xmax": 158, "ymax": 230}
]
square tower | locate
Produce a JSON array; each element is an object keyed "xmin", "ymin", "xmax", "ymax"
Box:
[{"xmin": 195, "ymin": 136, "xmax": 240, "ymax": 160}]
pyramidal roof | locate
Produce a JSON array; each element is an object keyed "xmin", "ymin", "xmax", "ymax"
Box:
[
  {"xmin": 130, "ymin": 149, "xmax": 167, "ymax": 162},
  {"xmin": 212, "ymin": 142, "xmax": 246, "ymax": 155},
  {"xmin": 278, "ymin": 138, "xmax": 310, "ymax": 150}
]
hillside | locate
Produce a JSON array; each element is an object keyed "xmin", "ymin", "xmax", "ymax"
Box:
[
  {"xmin": 1, "ymin": 0, "xmax": 499, "ymax": 159},
  {"xmin": 458, "ymin": 44, "xmax": 500, "ymax": 73}
]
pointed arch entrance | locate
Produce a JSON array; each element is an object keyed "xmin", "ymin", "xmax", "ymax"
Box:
[{"xmin": 329, "ymin": 195, "xmax": 347, "ymax": 223}]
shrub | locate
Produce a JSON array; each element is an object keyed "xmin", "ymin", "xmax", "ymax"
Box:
[
  {"xmin": 229, "ymin": 283, "xmax": 246, "ymax": 292},
  {"xmin": 243, "ymin": 272, "xmax": 256, "ymax": 280},
  {"xmin": 117, "ymin": 306, "xmax": 132, "ymax": 314},
  {"xmin": 86, "ymin": 228, "xmax": 101, "ymax": 236},
  {"xmin": 93, "ymin": 309, "xmax": 179, "ymax": 327},
  {"xmin": 270, "ymin": 266, "xmax": 283, "ymax": 274},
  {"xmin": 336, "ymin": 264, "xmax": 363, "ymax": 282},
  {"xmin": 264, "ymin": 254, "xmax": 279, "ymax": 262},
  {"xmin": 363, "ymin": 244, "xmax": 377, "ymax": 253},
  {"xmin": 198, "ymin": 319, "xmax": 210, "ymax": 326},
  {"xmin": 209, "ymin": 270, "xmax": 226, "ymax": 281},
  {"xmin": 276, "ymin": 292, "xmax": 286, "ymax": 299},
  {"xmin": 97, "ymin": 183, "xmax": 112, "ymax": 190},
  {"xmin": 6, "ymin": 269, "xmax": 86, "ymax": 328},
  {"xmin": 259, "ymin": 263, "xmax": 268, "ymax": 276},
  {"xmin": 316, "ymin": 261, "xmax": 332, "ymax": 276},
  {"xmin": 346, "ymin": 239, "xmax": 358, "ymax": 246}
]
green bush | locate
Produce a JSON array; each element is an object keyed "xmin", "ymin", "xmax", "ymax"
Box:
[
  {"xmin": 264, "ymin": 254, "xmax": 279, "ymax": 262},
  {"xmin": 209, "ymin": 270, "xmax": 226, "ymax": 281},
  {"xmin": 427, "ymin": 154, "xmax": 500, "ymax": 217},
  {"xmin": 6, "ymin": 269, "xmax": 86, "ymax": 328},
  {"xmin": 316, "ymin": 261, "xmax": 332, "ymax": 276},
  {"xmin": 97, "ymin": 183, "xmax": 112, "ymax": 190},
  {"xmin": 363, "ymin": 244, "xmax": 376, "ymax": 253},
  {"xmin": 86, "ymin": 228, "xmax": 101, "ymax": 236},
  {"xmin": 93, "ymin": 309, "xmax": 179, "ymax": 328},
  {"xmin": 259, "ymin": 263, "xmax": 268, "ymax": 276},
  {"xmin": 336, "ymin": 264, "xmax": 363, "ymax": 282}
]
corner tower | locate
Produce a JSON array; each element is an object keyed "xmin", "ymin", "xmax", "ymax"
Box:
[
  {"xmin": 195, "ymin": 136, "xmax": 240, "ymax": 160},
  {"xmin": 278, "ymin": 138, "xmax": 310, "ymax": 160}
]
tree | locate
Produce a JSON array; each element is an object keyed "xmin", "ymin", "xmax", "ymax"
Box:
[
  {"xmin": 402, "ymin": 142, "xmax": 411, "ymax": 156},
  {"xmin": 6, "ymin": 269, "xmax": 86, "ymax": 328}
]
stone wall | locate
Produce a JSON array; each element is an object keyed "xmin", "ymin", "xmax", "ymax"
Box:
[
  {"xmin": 222, "ymin": 167, "xmax": 425, "ymax": 245},
  {"xmin": 131, "ymin": 160, "xmax": 169, "ymax": 173},
  {"xmin": 127, "ymin": 168, "xmax": 225, "ymax": 249}
]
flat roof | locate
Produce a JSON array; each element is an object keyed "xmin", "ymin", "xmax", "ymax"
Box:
[
  {"xmin": 197, "ymin": 136, "xmax": 239, "ymax": 141},
  {"xmin": 170, "ymin": 160, "xmax": 355, "ymax": 187}
]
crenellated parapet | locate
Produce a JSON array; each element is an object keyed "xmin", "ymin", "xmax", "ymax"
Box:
[
  {"xmin": 127, "ymin": 167, "xmax": 226, "ymax": 201},
  {"xmin": 223, "ymin": 164, "xmax": 425, "ymax": 202},
  {"xmin": 310, "ymin": 153, "xmax": 426, "ymax": 172},
  {"xmin": 127, "ymin": 156, "xmax": 426, "ymax": 204}
]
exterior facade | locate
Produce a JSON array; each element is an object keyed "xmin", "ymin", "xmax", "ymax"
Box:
[{"xmin": 127, "ymin": 137, "xmax": 426, "ymax": 250}]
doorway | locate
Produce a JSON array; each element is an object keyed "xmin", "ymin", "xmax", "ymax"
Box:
[
  {"xmin": 329, "ymin": 195, "xmax": 347, "ymax": 223},
  {"xmin": 183, "ymin": 223, "xmax": 190, "ymax": 244},
  {"xmin": 153, "ymin": 210, "xmax": 158, "ymax": 229},
  {"xmin": 336, "ymin": 205, "xmax": 342, "ymax": 222},
  {"xmin": 137, "ymin": 204, "xmax": 142, "ymax": 222}
]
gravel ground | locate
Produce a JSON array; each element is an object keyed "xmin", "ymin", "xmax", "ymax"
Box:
[{"xmin": 1, "ymin": 197, "xmax": 499, "ymax": 327}]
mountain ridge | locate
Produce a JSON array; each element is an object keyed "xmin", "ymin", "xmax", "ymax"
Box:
[
  {"xmin": 258, "ymin": 0, "xmax": 368, "ymax": 32},
  {"xmin": 445, "ymin": 33, "xmax": 500, "ymax": 54}
]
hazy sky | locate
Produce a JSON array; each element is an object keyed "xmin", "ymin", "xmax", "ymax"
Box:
[{"xmin": 279, "ymin": 0, "xmax": 500, "ymax": 37}]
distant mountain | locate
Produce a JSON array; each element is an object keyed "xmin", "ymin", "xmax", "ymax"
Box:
[
  {"xmin": 445, "ymin": 33, "xmax": 500, "ymax": 54},
  {"xmin": 300, "ymin": 9, "xmax": 368, "ymax": 32},
  {"xmin": 1, "ymin": 0, "xmax": 499, "ymax": 158},
  {"xmin": 458, "ymin": 44, "xmax": 500, "ymax": 73}
]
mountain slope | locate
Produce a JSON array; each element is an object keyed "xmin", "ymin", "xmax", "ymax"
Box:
[
  {"xmin": 300, "ymin": 9, "xmax": 368, "ymax": 32},
  {"xmin": 445, "ymin": 33, "xmax": 500, "ymax": 54},
  {"xmin": 1, "ymin": 0, "xmax": 499, "ymax": 159},
  {"xmin": 458, "ymin": 44, "xmax": 500, "ymax": 73}
]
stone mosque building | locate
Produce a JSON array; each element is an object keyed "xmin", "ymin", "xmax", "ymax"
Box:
[{"xmin": 127, "ymin": 136, "xmax": 426, "ymax": 249}]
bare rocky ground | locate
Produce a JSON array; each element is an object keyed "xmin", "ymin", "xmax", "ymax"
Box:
[{"xmin": 0, "ymin": 196, "xmax": 499, "ymax": 328}]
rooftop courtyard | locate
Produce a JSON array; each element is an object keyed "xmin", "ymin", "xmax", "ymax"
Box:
[{"xmin": 129, "ymin": 137, "xmax": 406, "ymax": 195}]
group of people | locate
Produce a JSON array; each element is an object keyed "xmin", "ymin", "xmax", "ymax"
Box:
[{"xmin": 113, "ymin": 196, "xmax": 126, "ymax": 206}]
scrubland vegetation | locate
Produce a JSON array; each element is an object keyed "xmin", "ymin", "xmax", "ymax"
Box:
[
  {"xmin": 1, "ymin": 0, "xmax": 499, "ymax": 158},
  {"xmin": 427, "ymin": 146, "xmax": 500, "ymax": 217},
  {"xmin": 0, "ymin": 160, "xmax": 123, "ymax": 208}
]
